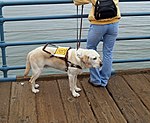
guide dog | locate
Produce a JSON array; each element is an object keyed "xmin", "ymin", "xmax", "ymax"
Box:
[{"xmin": 24, "ymin": 45, "xmax": 102, "ymax": 97}]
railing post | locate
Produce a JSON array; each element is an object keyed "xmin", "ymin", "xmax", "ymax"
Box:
[{"xmin": 0, "ymin": 4, "xmax": 8, "ymax": 78}]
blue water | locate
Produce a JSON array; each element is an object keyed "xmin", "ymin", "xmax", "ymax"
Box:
[{"xmin": 1, "ymin": 2, "xmax": 150, "ymax": 76}]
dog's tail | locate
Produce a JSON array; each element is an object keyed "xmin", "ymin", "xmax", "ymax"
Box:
[{"xmin": 24, "ymin": 53, "xmax": 31, "ymax": 77}]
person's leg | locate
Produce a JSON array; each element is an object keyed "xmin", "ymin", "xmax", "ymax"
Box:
[
  {"xmin": 86, "ymin": 24, "xmax": 106, "ymax": 85},
  {"xmin": 100, "ymin": 22, "xmax": 119, "ymax": 86}
]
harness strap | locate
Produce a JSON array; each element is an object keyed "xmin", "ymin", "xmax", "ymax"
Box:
[
  {"xmin": 67, "ymin": 61, "xmax": 82, "ymax": 70},
  {"xmin": 65, "ymin": 47, "xmax": 82, "ymax": 71},
  {"xmin": 65, "ymin": 47, "xmax": 71, "ymax": 71},
  {"xmin": 42, "ymin": 43, "xmax": 58, "ymax": 55}
]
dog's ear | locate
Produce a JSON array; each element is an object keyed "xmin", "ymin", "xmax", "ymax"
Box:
[
  {"xmin": 81, "ymin": 55, "xmax": 92, "ymax": 68},
  {"xmin": 81, "ymin": 55, "xmax": 89, "ymax": 63}
]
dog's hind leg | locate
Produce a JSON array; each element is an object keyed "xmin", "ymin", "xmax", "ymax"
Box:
[
  {"xmin": 29, "ymin": 65, "xmax": 42, "ymax": 93},
  {"xmin": 29, "ymin": 72, "xmax": 41, "ymax": 93}
]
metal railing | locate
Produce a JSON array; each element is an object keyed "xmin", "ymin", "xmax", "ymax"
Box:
[{"xmin": 0, "ymin": 0, "xmax": 150, "ymax": 82}]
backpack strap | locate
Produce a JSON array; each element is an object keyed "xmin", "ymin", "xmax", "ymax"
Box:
[{"xmin": 89, "ymin": 0, "xmax": 95, "ymax": 6}]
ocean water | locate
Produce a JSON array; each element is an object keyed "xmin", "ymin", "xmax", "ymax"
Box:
[{"xmin": 0, "ymin": 2, "xmax": 150, "ymax": 76}]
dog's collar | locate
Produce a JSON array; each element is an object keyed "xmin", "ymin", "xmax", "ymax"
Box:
[{"xmin": 67, "ymin": 61, "xmax": 82, "ymax": 70}]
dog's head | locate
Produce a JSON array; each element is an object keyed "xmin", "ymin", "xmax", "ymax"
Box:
[{"xmin": 77, "ymin": 48, "xmax": 102, "ymax": 68}]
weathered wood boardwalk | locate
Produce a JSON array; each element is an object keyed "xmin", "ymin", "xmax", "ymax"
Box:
[{"xmin": 0, "ymin": 69, "xmax": 150, "ymax": 123}]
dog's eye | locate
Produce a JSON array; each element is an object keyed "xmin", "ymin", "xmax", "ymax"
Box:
[{"xmin": 93, "ymin": 57, "xmax": 97, "ymax": 60}]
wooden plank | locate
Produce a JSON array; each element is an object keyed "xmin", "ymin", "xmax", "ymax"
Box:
[
  {"xmin": 36, "ymin": 80, "xmax": 67, "ymax": 123},
  {"xmin": 57, "ymin": 78, "xmax": 97, "ymax": 123},
  {"xmin": 81, "ymin": 78, "xmax": 126, "ymax": 123},
  {"xmin": 122, "ymin": 74, "xmax": 150, "ymax": 111},
  {"xmin": 107, "ymin": 75, "xmax": 150, "ymax": 123},
  {"xmin": 144, "ymin": 73, "xmax": 150, "ymax": 82},
  {"xmin": 0, "ymin": 82, "xmax": 11, "ymax": 123},
  {"xmin": 8, "ymin": 81, "xmax": 37, "ymax": 123}
]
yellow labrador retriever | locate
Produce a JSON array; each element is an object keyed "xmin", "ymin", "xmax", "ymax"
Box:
[{"xmin": 24, "ymin": 45, "xmax": 102, "ymax": 97}]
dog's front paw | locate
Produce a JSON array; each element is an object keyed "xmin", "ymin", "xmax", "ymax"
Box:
[
  {"xmin": 32, "ymin": 89, "xmax": 39, "ymax": 94},
  {"xmin": 35, "ymin": 84, "xmax": 39, "ymax": 88},
  {"xmin": 75, "ymin": 87, "xmax": 81, "ymax": 92},
  {"xmin": 72, "ymin": 91, "xmax": 80, "ymax": 97}
]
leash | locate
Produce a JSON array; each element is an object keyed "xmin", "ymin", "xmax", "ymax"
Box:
[{"xmin": 76, "ymin": 5, "xmax": 84, "ymax": 50}]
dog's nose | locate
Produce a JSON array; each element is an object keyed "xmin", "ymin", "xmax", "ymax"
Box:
[{"xmin": 100, "ymin": 62, "xmax": 103, "ymax": 67}]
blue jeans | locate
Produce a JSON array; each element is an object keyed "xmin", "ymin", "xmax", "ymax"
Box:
[{"xmin": 86, "ymin": 22, "xmax": 119, "ymax": 86}]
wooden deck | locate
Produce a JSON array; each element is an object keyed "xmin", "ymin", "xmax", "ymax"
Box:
[{"xmin": 0, "ymin": 69, "xmax": 150, "ymax": 123}]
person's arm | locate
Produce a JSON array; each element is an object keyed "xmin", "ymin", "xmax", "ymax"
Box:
[{"xmin": 73, "ymin": 0, "xmax": 90, "ymax": 5}]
